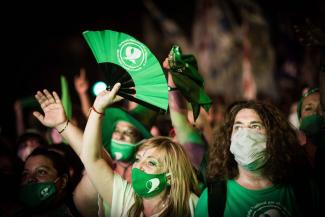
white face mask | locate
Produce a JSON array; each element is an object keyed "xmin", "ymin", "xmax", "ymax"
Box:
[{"xmin": 230, "ymin": 128, "xmax": 268, "ymax": 171}]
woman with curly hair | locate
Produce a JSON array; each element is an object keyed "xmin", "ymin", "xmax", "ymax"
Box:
[{"xmin": 195, "ymin": 100, "xmax": 319, "ymax": 217}]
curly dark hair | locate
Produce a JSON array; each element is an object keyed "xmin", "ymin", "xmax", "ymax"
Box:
[{"xmin": 206, "ymin": 100, "xmax": 310, "ymax": 184}]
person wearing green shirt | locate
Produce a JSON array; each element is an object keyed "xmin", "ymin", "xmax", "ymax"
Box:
[{"xmin": 195, "ymin": 100, "xmax": 319, "ymax": 217}]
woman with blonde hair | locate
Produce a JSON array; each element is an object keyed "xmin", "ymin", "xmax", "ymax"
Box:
[{"xmin": 81, "ymin": 83, "xmax": 200, "ymax": 217}]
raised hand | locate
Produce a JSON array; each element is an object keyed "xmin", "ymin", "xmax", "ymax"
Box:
[
  {"xmin": 33, "ymin": 89, "xmax": 67, "ymax": 129},
  {"xmin": 74, "ymin": 68, "xmax": 89, "ymax": 95},
  {"xmin": 92, "ymin": 83, "xmax": 122, "ymax": 113}
]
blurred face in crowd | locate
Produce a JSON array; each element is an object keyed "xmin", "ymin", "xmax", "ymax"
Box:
[
  {"xmin": 112, "ymin": 121, "xmax": 141, "ymax": 143},
  {"xmin": 21, "ymin": 155, "xmax": 58, "ymax": 184},
  {"xmin": 301, "ymin": 92, "xmax": 323, "ymax": 119},
  {"xmin": 18, "ymin": 139, "xmax": 43, "ymax": 162}
]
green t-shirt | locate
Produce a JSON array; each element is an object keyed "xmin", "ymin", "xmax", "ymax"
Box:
[{"xmin": 194, "ymin": 180, "xmax": 300, "ymax": 217}]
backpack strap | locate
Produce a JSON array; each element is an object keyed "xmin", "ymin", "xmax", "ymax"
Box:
[{"xmin": 207, "ymin": 179, "xmax": 227, "ymax": 217}]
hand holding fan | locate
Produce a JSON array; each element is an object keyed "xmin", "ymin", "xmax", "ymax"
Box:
[{"xmin": 83, "ymin": 30, "xmax": 168, "ymax": 113}]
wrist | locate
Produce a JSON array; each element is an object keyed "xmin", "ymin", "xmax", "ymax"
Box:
[
  {"xmin": 89, "ymin": 106, "xmax": 105, "ymax": 117},
  {"xmin": 56, "ymin": 120, "xmax": 69, "ymax": 134}
]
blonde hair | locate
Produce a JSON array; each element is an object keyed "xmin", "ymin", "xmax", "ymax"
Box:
[{"xmin": 128, "ymin": 136, "xmax": 199, "ymax": 217}]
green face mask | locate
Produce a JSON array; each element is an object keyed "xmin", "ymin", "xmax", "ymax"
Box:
[
  {"xmin": 300, "ymin": 114, "xmax": 325, "ymax": 136},
  {"xmin": 19, "ymin": 181, "xmax": 57, "ymax": 210},
  {"xmin": 131, "ymin": 168, "xmax": 168, "ymax": 198},
  {"xmin": 300, "ymin": 114, "xmax": 325, "ymax": 146},
  {"xmin": 110, "ymin": 139, "xmax": 138, "ymax": 161},
  {"xmin": 242, "ymin": 153, "xmax": 268, "ymax": 171}
]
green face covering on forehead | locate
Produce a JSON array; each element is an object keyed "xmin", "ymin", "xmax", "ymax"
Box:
[{"xmin": 102, "ymin": 107, "xmax": 151, "ymax": 154}]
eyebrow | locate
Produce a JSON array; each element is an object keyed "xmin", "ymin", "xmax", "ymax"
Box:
[
  {"xmin": 302, "ymin": 103, "xmax": 313, "ymax": 108},
  {"xmin": 135, "ymin": 154, "xmax": 161, "ymax": 162},
  {"xmin": 233, "ymin": 121, "xmax": 263, "ymax": 125}
]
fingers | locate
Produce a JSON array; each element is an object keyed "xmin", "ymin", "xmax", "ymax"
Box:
[
  {"xmin": 110, "ymin": 82, "xmax": 121, "ymax": 96},
  {"xmin": 44, "ymin": 89, "xmax": 56, "ymax": 104},
  {"xmin": 32, "ymin": 111, "xmax": 44, "ymax": 124},
  {"xmin": 52, "ymin": 91, "xmax": 61, "ymax": 104},
  {"xmin": 35, "ymin": 89, "xmax": 58, "ymax": 110},
  {"xmin": 35, "ymin": 90, "xmax": 48, "ymax": 109},
  {"xmin": 80, "ymin": 68, "xmax": 86, "ymax": 79},
  {"xmin": 163, "ymin": 58, "xmax": 170, "ymax": 69}
]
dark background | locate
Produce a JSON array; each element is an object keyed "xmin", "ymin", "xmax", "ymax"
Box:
[{"xmin": 0, "ymin": 0, "xmax": 324, "ymax": 141}]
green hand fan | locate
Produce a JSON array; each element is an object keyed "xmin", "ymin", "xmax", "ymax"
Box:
[
  {"xmin": 168, "ymin": 45, "xmax": 212, "ymax": 121},
  {"xmin": 83, "ymin": 30, "xmax": 168, "ymax": 113}
]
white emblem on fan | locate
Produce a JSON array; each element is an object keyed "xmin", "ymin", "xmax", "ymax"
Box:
[
  {"xmin": 118, "ymin": 39, "xmax": 147, "ymax": 71},
  {"xmin": 125, "ymin": 46, "xmax": 142, "ymax": 64}
]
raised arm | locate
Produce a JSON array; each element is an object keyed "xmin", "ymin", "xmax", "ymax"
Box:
[
  {"xmin": 74, "ymin": 68, "xmax": 92, "ymax": 118},
  {"xmin": 80, "ymin": 83, "xmax": 122, "ymax": 206},
  {"xmin": 163, "ymin": 58, "xmax": 205, "ymax": 169}
]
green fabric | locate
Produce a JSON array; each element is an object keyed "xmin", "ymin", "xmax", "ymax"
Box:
[
  {"xmin": 224, "ymin": 180, "xmax": 298, "ymax": 217},
  {"xmin": 19, "ymin": 182, "xmax": 57, "ymax": 209},
  {"xmin": 194, "ymin": 187, "xmax": 209, "ymax": 217},
  {"xmin": 102, "ymin": 107, "xmax": 151, "ymax": 153},
  {"xmin": 110, "ymin": 139, "xmax": 138, "ymax": 161},
  {"xmin": 299, "ymin": 114, "xmax": 325, "ymax": 136},
  {"xmin": 168, "ymin": 45, "xmax": 212, "ymax": 121},
  {"xmin": 60, "ymin": 75, "xmax": 72, "ymax": 120},
  {"xmin": 131, "ymin": 168, "xmax": 168, "ymax": 198},
  {"xmin": 83, "ymin": 30, "xmax": 168, "ymax": 112},
  {"xmin": 19, "ymin": 96, "xmax": 39, "ymax": 108}
]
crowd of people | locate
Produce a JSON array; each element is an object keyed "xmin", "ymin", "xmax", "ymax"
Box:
[{"xmin": 0, "ymin": 18, "xmax": 324, "ymax": 217}]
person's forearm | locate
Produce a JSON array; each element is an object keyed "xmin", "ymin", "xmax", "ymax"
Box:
[
  {"xmin": 57, "ymin": 121, "xmax": 84, "ymax": 155},
  {"xmin": 169, "ymin": 90, "xmax": 203, "ymax": 145},
  {"xmin": 78, "ymin": 92, "xmax": 92, "ymax": 117},
  {"xmin": 81, "ymin": 110, "xmax": 103, "ymax": 163},
  {"xmin": 80, "ymin": 107, "xmax": 114, "ymax": 205},
  {"xmin": 14, "ymin": 102, "xmax": 25, "ymax": 136}
]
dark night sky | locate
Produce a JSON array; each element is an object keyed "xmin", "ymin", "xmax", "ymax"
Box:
[
  {"xmin": 0, "ymin": 0, "xmax": 197, "ymax": 140},
  {"xmin": 0, "ymin": 0, "xmax": 324, "ymax": 141}
]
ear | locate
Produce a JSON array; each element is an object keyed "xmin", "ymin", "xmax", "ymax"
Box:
[
  {"xmin": 57, "ymin": 174, "xmax": 69, "ymax": 191},
  {"xmin": 166, "ymin": 172, "xmax": 172, "ymax": 186}
]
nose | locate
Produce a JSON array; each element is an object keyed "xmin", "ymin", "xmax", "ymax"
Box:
[
  {"xmin": 23, "ymin": 174, "xmax": 38, "ymax": 184},
  {"xmin": 113, "ymin": 130, "xmax": 126, "ymax": 141},
  {"xmin": 134, "ymin": 160, "xmax": 145, "ymax": 171}
]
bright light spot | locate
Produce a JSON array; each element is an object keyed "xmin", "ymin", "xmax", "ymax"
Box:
[{"xmin": 92, "ymin": 81, "xmax": 107, "ymax": 96}]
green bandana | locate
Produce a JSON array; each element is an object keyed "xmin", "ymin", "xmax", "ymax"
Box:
[
  {"xmin": 131, "ymin": 168, "xmax": 168, "ymax": 198},
  {"xmin": 168, "ymin": 45, "xmax": 212, "ymax": 121}
]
